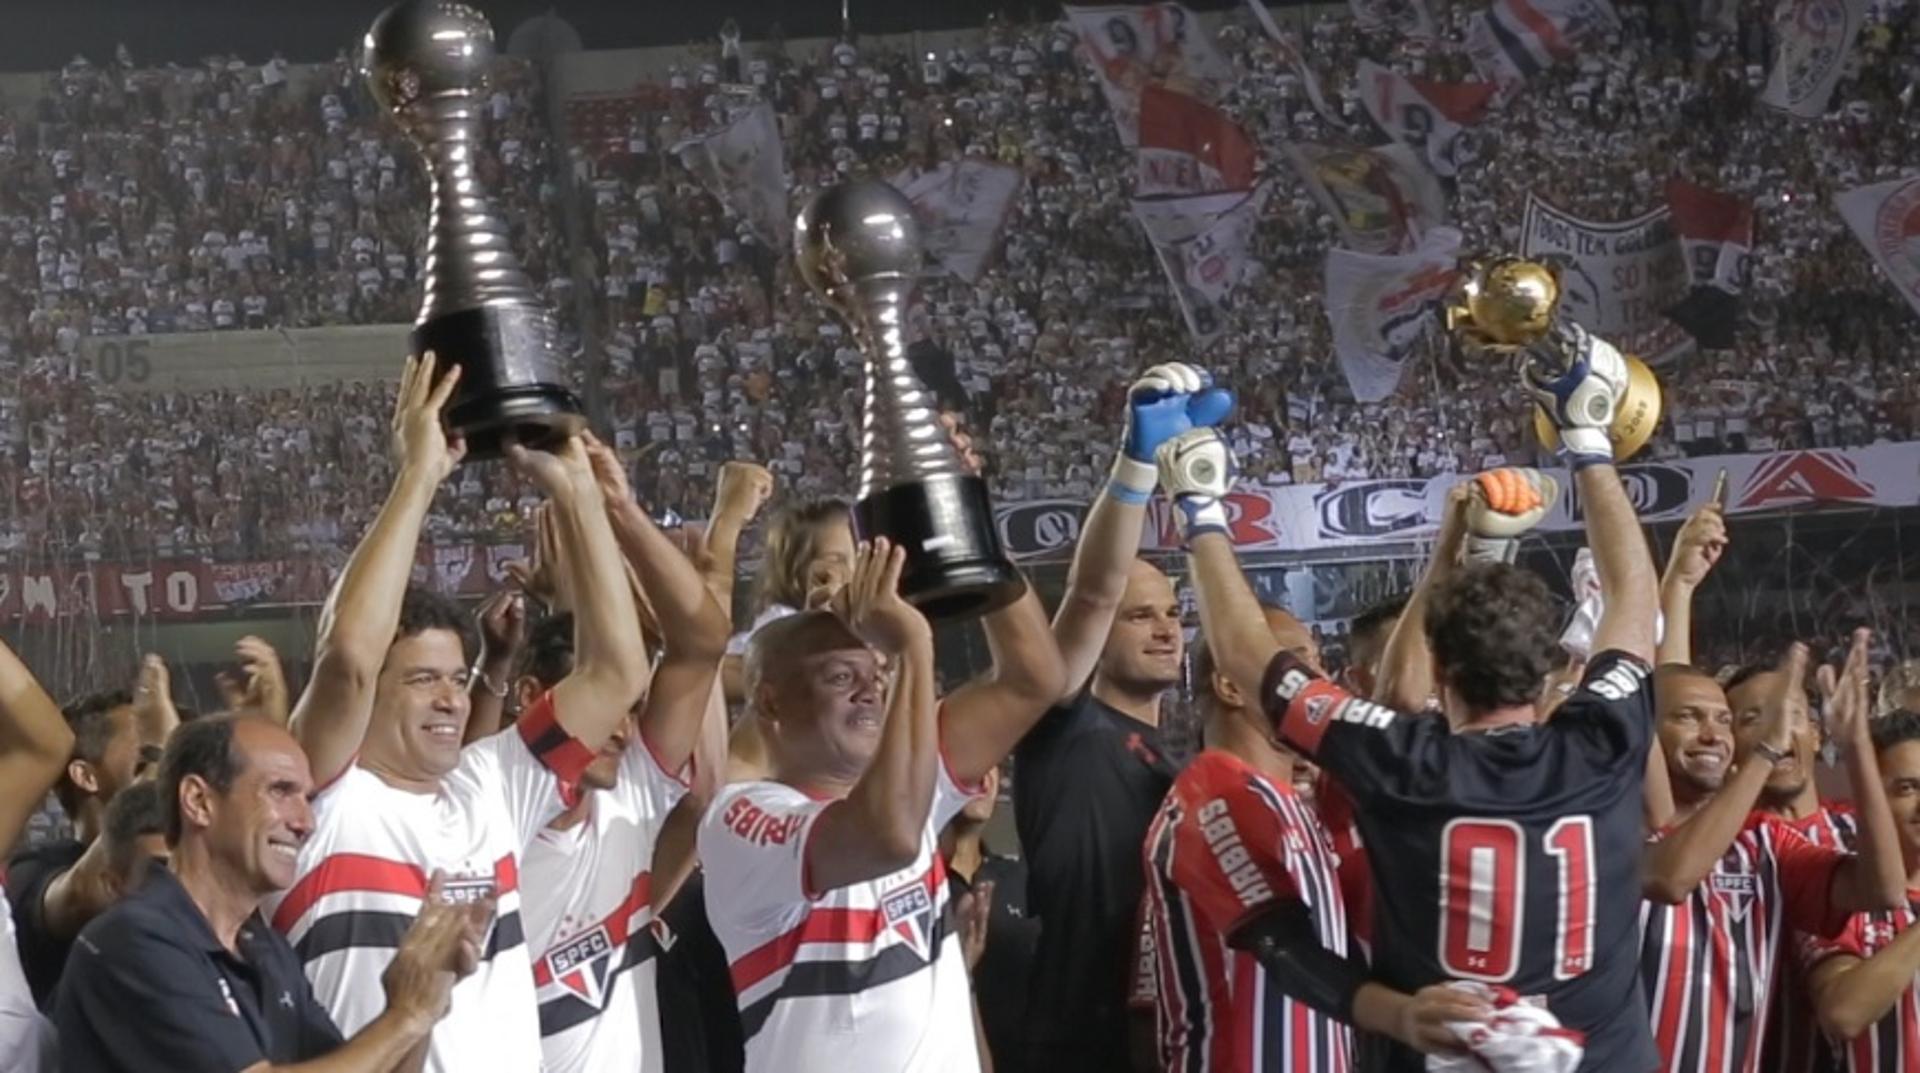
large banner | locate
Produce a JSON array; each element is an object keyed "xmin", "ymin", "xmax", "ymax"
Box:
[
  {"xmin": 0, "ymin": 541, "xmax": 529, "ymax": 623},
  {"xmin": 1520, "ymin": 193, "xmax": 1693, "ymax": 364},
  {"xmin": 1836, "ymin": 175, "xmax": 1920, "ymax": 318},
  {"xmin": 1324, "ymin": 226, "xmax": 1462, "ymax": 402},
  {"xmin": 893, "ymin": 159, "xmax": 1023, "ymax": 283},
  {"xmin": 1761, "ymin": 0, "xmax": 1869, "ymax": 118},
  {"xmin": 991, "ymin": 443, "xmax": 1920, "ymax": 560},
  {"xmin": 1355, "ymin": 61, "xmax": 1495, "ymax": 179},
  {"xmin": 1283, "ymin": 141, "xmax": 1446, "ymax": 255},
  {"xmin": 1465, "ymin": 0, "xmax": 1621, "ymax": 99},
  {"xmin": 1066, "ymin": 3, "xmax": 1234, "ymax": 145},
  {"xmin": 72, "ymin": 325, "xmax": 405, "ymax": 394},
  {"xmin": 1135, "ymin": 84, "xmax": 1256, "ymax": 196},
  {"xmin": 1134, "ymin": 186, "xmax": 1269, "ymax": 342},
  {"xmin": 674, "ymin": 100, "xmax": 789, "ymax": 246}
]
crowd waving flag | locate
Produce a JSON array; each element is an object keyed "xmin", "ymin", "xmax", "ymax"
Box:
[
  {"xmin": 893, "ymin": 159, "xmax": 1024, "ymax": 283},
  {"xmin": 672, "ymin": 100, "xmax": 789, "ymax": 246},
  {"xmin": 1355, "ymin": 61, "xmax": 1495, "ymax": 179},
  {"xmin": 1135, "ymin": 84, "xmax": 1258, "ymax": 196},
  {"xmin": 1350, "ymin": 0, "xmax": 1437, "ymax": 38},
  {"xmin": 1065, "ymin": 3, "xmax": 1235, "ymax": 145},
  {"xmin": 1243, "ymin": 0, "xmax": 1348, "ymax": 129},
  {"xmin": 1664, "ymin": 176, "xmax": 1755, "ymax": 348},
  {"xmin": 1836, "ymin": 175, "xmax": 1920, "ymax": 319},
  {"xmin": 1134, "ymin": 186, "xmax": 1270, "ymax": 343},
  {"xmin": 1519, "ymin": 192, "xmax": 1693, "ymax": 364},
  {"xmin": 1761, "ymin": 0, "xmax": 1870, "ymax": 118},
  {"xmin": 1465, "ymin": 0, "xmax": 1622, "ymax": 99},
  {"xmin": 1283, "ymin": 141, "xmax": 1447, "ymax": 255},
  {"xmin": 1324, "ymin": 225, "xmax": 1463, "ymax": 402}
]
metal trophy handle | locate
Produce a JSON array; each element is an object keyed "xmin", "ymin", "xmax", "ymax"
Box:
[
  {"xmin": 794, "ymin": 180, "xmax": 1024, "ymax": 622},
  {"xmin": 363, "ymin": 0, "xmax": 584, "ymax": 459},
  {"xmin": 1446, "ymin": 257, "xmax": 1662, "ymax": 461}
]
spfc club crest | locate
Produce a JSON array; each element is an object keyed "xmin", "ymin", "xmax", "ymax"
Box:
[
  {"xmin": 547, "ymin": 925, "xmax": 616, "ymax": 1008},
  {"xmin": 880, "ymin": 878, "xmax": 937, "ymax": 959}
]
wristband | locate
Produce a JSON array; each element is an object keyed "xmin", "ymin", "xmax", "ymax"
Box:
[{"xmin": 1107, "ymin": 454, "xmax": 1157, "ymax": 504}]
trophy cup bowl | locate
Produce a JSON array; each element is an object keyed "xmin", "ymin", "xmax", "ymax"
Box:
[
  {"xmin": 364, "ymin": 0, "xmax": 585, "ymax": 460},
  {"xmin": 795, "ymin": 180, "xmax": 1025, "ymax": 622},
  {"xmin": 1448, "ymin": 257, "xmax": 1663, "ymax": 463}
]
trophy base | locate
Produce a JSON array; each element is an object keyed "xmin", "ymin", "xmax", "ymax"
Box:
[
  {"xmin": 413, "ymin": 307, "xmax": 587, "ymax": 462},
  {"xmin": 854, "ymin": 475, "xmax": 1025, "ymax": 624}
]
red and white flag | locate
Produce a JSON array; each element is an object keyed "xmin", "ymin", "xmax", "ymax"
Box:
[
  {"xmin": 1465, "ymin": 0, "xmax": 1621, "ymax": 99},
  {"xmin": 1836, "ymin": 175, "xmax": 1920, "ymax": 319},
  {"xmin": 1136, "ymin": 84, "xmax": 1257, "ymax": 196},
  {"xmin": 1282, "ymin": 141, "xmax": 1447, "ymax": 255},
  {"xmin": 1350, "ymin": 0, "xmax": 1436, "ymax": 38},
  {"xmin": 893, "ymin": 159, "xmax": 1024, "ymax": 283},
  {"xmin": 1134, "ymin": 186, "xmax": 1270, "ymax": 343},
  {"xmin": 1664, "ymin": 177, "xmax": 1754, "ymax": 348},
  {"xmin": 1356, "ymin": 61, "xmax": 1495, "ymax": 178},
  {"xmin": 1325, "ymin": 226, "xmax": 1462, "ymax": 402},
  {"xmin": 1065, "ymin": 3, "xmax": 1234, "ymax": 145},
  {"xmin": 1761, "ymin": 0, "xmax": 1869, "ymax": 118}
]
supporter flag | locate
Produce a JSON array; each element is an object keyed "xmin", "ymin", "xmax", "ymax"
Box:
[
  {"xmin": 1064, "ymin": 3, "xmax": 1235, "ymax": 145},
  {"xmin": 1663, "ymin": 177, "xmax": 1754, "ymax": 348},
  {"xmin": 1835, "ymin": 175, "xmax": 1920, "ymax": 319},
  {"xmin": 1135, "ymin": 84, "xmax": 1257, "ymax": 196},
  {"xmin": 673, "ymin": 101, "xmax": 788, "ymax": 246},
  {"xmin": 1355, "ymin": 61, "xmax": 1495, "ymax": 179},
  {"xmin": 1350, "ymin": 0, "xmax": 1437, "ymax": 38},
  {"xmin": 1244, "ymin": 0, "xmax": 1348, "ymax": 129},
  {"xmin": 1325, "ymin": 225, "xmax": 1463, "ymax": 402},
  {"xmin": 893, "ymin": 159, "xmax": 1024, "ymax": 283},
  {"xmin": 1133, "ymin": 186, "xmax": 1270, "ymax": 343},
  {"xmin": 1760, "ymin": 0, "xmax": 1869, "ymax": 118},
  {"xmin": 1465, "ymin": 0, "xmax": 1622, "ymax": 99},
  {"xmin": 1282, "ymin": 141, "xmax": 1446, "ymax": 255}
]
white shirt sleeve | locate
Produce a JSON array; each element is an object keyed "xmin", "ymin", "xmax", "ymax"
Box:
[
  {"xmin": 699, "ymin": 782, "xmax": 831, "ymax": 936},
  {"xmin": 460, "ymin": 690, "xmax": 597, "ymax": 850},
  {"xmin": 0, "ymin": 893, "xmax": 53, "ymax": 1073},
  {"xmin": 931, "ymin": 752, "xmax": 986, "ymax": 832},
  {"xmin": 621, "ymin": 736, "xmax": 690, "ymax": 820}
]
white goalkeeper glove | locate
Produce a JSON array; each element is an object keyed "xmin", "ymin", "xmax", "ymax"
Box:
[
  {"xmin": 1520, "ymin": 319, "xmax": 1630, "ymax": 469},
  {"xmin": 1153, "ymin": 427, "xmax": 1237, "ymax": 543}
]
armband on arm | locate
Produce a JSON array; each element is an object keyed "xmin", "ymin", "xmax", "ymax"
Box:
[{"xmin": 1226, "ymin": 901, "xmax": 1368, "ymax": 1024}]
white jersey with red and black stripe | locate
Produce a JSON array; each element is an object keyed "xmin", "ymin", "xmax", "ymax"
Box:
[
  {"xmin": 265, "ymin": 693, "xmax": 592, "ymax": 1073},
  {"xmin": 521, "ymin": 737, "xmax": 689, "ymax": 1073},
  {"xmin": 698, "ymin": 761, "xmax": 981, "ymax": 1073},
  {"xmin": 1795, "ymin": 890, "xmax": 1920, "ymax": 1073},
  {"xmin": 1140, "ymin": 749, "xmax": 1351, "ymax": 1073},
  {"xmin": 1638, "ymin": 812, "xmax": 1849, "ymax": 1073}
]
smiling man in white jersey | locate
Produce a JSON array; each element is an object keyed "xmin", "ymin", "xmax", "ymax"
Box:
[
  {"xmin": 699, "ymin": 538, "xmax": 1064, "ymax": 1073},
  {"xmin": 265, "ymin": 353, "xmax": 651, "ymax": 1073},
  {"xmin": 510, "ymin": 434, "xmax": 731, "ymax": 1073}
]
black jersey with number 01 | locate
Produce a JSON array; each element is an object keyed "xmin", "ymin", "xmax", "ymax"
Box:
[{"xmin": 1260, "ymin": 649, "xmax": 1659, "ymax": 1073}]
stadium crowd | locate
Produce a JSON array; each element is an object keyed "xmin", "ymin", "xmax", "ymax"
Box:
[{"xmin": 0, "ymin": 3, "xmax": 1906, "ymax": 559}]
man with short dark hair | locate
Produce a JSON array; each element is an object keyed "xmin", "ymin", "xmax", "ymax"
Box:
[
  {"xmin": 265, "ymin": 356, "xmax": 653, "ymax": 1072},
  {"xmin": 55, "ymin": 715, "xmax": 484, "ymax": 1073},
  {"xmin": 1341, "ymin": 595, "xmax": 1408, "ymax": 698},
  {"xmin": 8, "ymin": 658, "xmax": 179, "ymax": 1007},
  {"xmin": 1169, "ymin": 345, "xmax": 1668, "ymax": 1069}
]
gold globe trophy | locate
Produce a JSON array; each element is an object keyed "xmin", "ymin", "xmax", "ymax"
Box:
[{"xmin": 1446, "ymin": 258, "xmax": 1662, "ymax": 461}]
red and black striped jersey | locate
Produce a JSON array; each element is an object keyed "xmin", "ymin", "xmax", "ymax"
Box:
[
  {"xmin": 1140, "ymin": 749, "xmax": 1351, "ymax": 1073},
  {"xmin": 1794, "ymin": 889, "xmax": 1920, "ymax": 1073},
  {"xmin": 1639, "ymin": 812, "xmax": 1849, "ymax": 1073},
  {"xmin": 1766, "ymin": 804, "xmax": 1860, "ymax": 1073}
]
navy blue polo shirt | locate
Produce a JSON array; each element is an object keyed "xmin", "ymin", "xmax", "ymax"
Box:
[{"xmin": 53, "ymin": 861, "xmax": 345, "ymax": 1072}]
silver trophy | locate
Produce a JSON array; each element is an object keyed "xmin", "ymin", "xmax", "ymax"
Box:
[
  {"xmin": 794, "ymin": 180, "xmax": 1023, "ymax": 622},
  {"xmin": 363, "ymin": 0, "xmax": 584, "ymax": 459}
]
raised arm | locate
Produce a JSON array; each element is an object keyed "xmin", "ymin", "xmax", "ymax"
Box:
[
  {"xmin": 804, "ymin": 540, "xmax": 941, "ymax": 891},
  {"xmin": 584, "ymin": 433, "xmax": 730, "ymax": 774},
  {"xmin": 463, "ymin": 590, "xmax": 527, "ymax": 744},
  {"xmin": 0, "ymin": 638, "xmax": 74, "ymax": 852},
  {"xmin": 1052, "ymin": 363, "xmax": 1231, "ymax": 697},
  {"xmin": 1825, "ymin": 630, "xmax": 1909, "ymax": 912},
  {"xmin": 939, "ymin": 584, "xmax": 1066, "ymax": 785},
  {"xmin": 1644, "ymin": 646, "xmax": 1802, "ymax": 902},
  {"xmin": 130, "ymin": 655, "xmax": 181, "ymax": 749},
  {"xmin": 508, "ymin": 436, "xmax": 650, "ymax": 749},
  {"xmin": 701, "ymin": 461, "xmax": 775, "ymax": 614},
  {"xmin": 1577, "ymin": 463, "xmax": 1658, "ymax": 664},
  {"xmin": 1372, "ymin": 486, "xmax": 1469, "ymax": 711},
  {"xmin": 291, "ymin": 353, "xmax": 464, "ymax": 786},
  {"xmin": 1657, "ymin": 504, "xmax": 1727, "ymax": 667}
]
